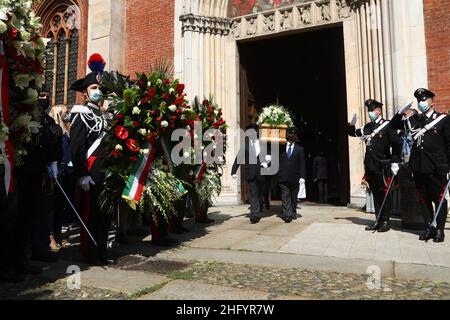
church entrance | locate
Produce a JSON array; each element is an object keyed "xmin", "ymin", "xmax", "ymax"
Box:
[{"xmin": 239, "ymin": 26, "xmax": 350, "ymax": 205}]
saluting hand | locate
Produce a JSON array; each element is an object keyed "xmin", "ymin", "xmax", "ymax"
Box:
[
  {"xmin": 350, "ymin": 113, "xmax": 358, "ymax": 126},
  {"xmin": 398, "ymin": 102, "xmax": 413, "ymax": 115}
]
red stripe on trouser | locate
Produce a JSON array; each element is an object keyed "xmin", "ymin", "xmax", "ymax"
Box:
[
  {"xmin": 384, "ymin": 176, "xmax": 392, "ymax": 194},
  {"xmin": 81, "ymin": 191, "xmax": 91, "ymax": 261}
]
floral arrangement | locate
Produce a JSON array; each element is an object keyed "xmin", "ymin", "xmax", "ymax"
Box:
[
  {"xmin": 257, "ymin": 104, "xmax": 294, "ymax": 127},
  {"xmin": 0, "ymin": 0, "xmax": 47, "ymax": 165},
  {"xmin": 99, "ymin": 67, "xmax": 196, "ymax": 220},
  {"xmin": 0, "ymin": 121, "xmax": 9, "ymax": 164}
]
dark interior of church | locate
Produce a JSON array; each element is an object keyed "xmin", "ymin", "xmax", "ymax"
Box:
[{"xmin": 239, "ymin": 26, "xmax": 350, "ymax": 205}]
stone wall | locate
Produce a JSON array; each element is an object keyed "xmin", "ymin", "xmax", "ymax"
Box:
[
  {"xmin": 423, "ymin": 0, "xmax": 450, "ymax": 112},
  {"xmin": 125, "ymin": 0, "xmax": 175, "ymax": 76}
]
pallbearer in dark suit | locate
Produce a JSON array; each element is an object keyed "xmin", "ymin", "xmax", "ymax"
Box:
[
  {"xmin": 277, "ymin": 128, "xmax": 306, "ymax": 223},
  {"xmin": 231, "ymin": 124, "xmax": 271, "ymax": 224},
  {"xmin": 390, "ymin": 89, "xmax": 450, "ymax": 243},
  {"xmin": 348, "ymin": 99, "xmax": 402, "ymax": 233},
  {"xmin": 69, "ymin": 54, "xmax": 113, "ymax": 265}
]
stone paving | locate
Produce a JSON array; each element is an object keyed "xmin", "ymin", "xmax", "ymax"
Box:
[{"xmin": 1, "ymin": 203, "xmax": 449, "ymax": 300}]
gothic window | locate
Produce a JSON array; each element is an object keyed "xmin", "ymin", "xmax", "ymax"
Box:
[{"xmin": 43, "ymin": 9, "xmax": 79, "ymax": 106}]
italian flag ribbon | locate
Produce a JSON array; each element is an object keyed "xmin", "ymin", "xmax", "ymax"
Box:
[
  {"xmin": 122, "ymin": 138, "xmax": 156, "ymax": 205},
  {"xmin": 194, "ymin": 162, "xmax": 207, "ymax": 182},
  {"xmin": 0, "ymin": 40, "xmax": 14, "ymax": 195}
]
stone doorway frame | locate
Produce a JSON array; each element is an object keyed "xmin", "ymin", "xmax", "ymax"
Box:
[{"xmin": 176, "ymin": 0, "xmax": 428, "ymax": 206}]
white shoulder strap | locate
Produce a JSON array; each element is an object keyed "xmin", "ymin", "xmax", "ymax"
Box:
[
  {"xmin": 86, "ymin": 131, "xmax": 106, "ymax": 160},
  {"xmin": 362, "ymin": 121, "xmax": 390, "ymax": 145},
  {"xmin": 413, "ymin": 114, "xmax": 447, "ymax": 141}
]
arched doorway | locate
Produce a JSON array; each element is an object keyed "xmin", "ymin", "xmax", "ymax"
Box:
[{"xmin": 33, "ymin": 0, "xmax": 88, "ymax": 105}]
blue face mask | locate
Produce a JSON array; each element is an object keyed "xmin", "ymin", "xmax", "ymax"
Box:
[
  {"xmin": 88, "ymin": 89, "xmax": 103, "ymax": 104},
  {"xmin": 418, "ymin": 101, "xmax": 430, "ymax": 113},
  {"xmin": 368, "ymin": 111, "xmax": 378, "ymax": 121}
]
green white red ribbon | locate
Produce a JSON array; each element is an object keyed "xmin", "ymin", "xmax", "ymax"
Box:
[
  {"xmin": 122, "ymin": 138, "xmax": 155, "ymax": 204},
  {"xmin": 194, "ymin": 162, "xmax": 207, "ymax": 182}
]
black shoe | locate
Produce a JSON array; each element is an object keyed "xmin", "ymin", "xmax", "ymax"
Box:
[
  {"xmin": 377, "ymin": 221, "xmax": 391, "ymax": 233},
  {"xmin": 419, "ymin": 227, "xmax": 436, "ymax": 241},
  {"xmin": 433, "ymin": 230, "xmax": 445, "ymax": 243},
  {"xmin": 115, "ymin": 232, "xmax": 129, "ymax": 245},
  {"xmin": 282, "ymin": 217, "xmax": 293, "ymax": 223},
  {"xmin": 0, "ymin": 269, "xmax": 25, "ymax": 283},
  {"xmin": 250, "ymin": 216, "xmax": 261, "ymax": 224},
  {"xmin": 15, "ymin": 263, "xmax": 43, "ymax": 276},
  {"xmin": 365, "ymin": 222, "xmax": 380, "ymax": 231},
  {"xmin": 31, "ymin": 251, "xmax": 58, "ymax": 263},
  {"xmin": 292, "ymin": 214, "xmax": 298, "ymax": 220}
]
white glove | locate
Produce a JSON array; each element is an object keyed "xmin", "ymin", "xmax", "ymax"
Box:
[
  {"xmin": 350, "ymin": 113, "xmax": 358, "ymax": 126},
  {"xmin": 265, "ymin": 155, "xmax": 272, "ymax": 162},
  {"xmin": 391, "ymin": 163, "xmax": 400, "ymax": 176},
  {"xmin": 398, "ymin": 101, "xmax": 413, "ymax": 115},
  {"xmin": 261, "ymin": 163, "xmax": 268, "ymax": 168},
  {"xmin": 232, "ymin": 174, "xmax": 238, "ymax": 180},
  {"xmin": 299, "ymin": 178, "xmax": 306, "ymax": 184},
  {"xmin": 47, "ymin": 161, "xmax": 58, "ymax": 179},
  {"xmin": 78, "ymin": 176, "xmax": 96, "ymax": 192}
]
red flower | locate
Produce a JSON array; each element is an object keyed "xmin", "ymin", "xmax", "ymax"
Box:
[
  {"xmin": 8, "ymin": 28, "xmax": 19, "ymax": 40},
  {"xmin": 176, "ymin": 84, "xmax": 185, "ymax": 94},
  {"xmin": 174, "ymin": 97, "xmax": 184, "ymax": 106},
  {"xmin": 153, "ymin": 132, "xmax": 158, "ymax": 137},
  {"xmin": 116, "ymin": 112, "xmax": 124, "ymax": 120},
  {"xmin": 175, "ymin": 109, "xmax": 181, "ymax": 114},
  {"xmin": 163, "ymin": 79, "xmax": 170, "ymax": 85},
  {"xmin": 126, "ymin": 139, "xmax": 140, "ymax": 152},
  {"xmin": 133, "ymin": 121, "xmax": 141, "ymax": 127},
  {"xmin": 146, "ymin": 88, "xmax": 156, "ymax": 100},
  {"xmin": 171, "ymin": 116, "xmax": 177, "ymax": 121},
  {"xmin": 156, "ymin": 117, "xmax": 162, "ymax": 122},
  {"xmin": 202, "ymin": 99, "xmax": 209, "ymax": 106},
  {"xmin": 111, "ymin": 150, "xmax": 120, "ymax": 158},
  {"xmin": 115, "ymin": 125, "xmax": 129, "ymax": 140},
  {"xmin": 151, "ymin": 109, "xmax": 158, "ymax": 116},
  {"xmin": 162, "ymin": 93, "xmax": 170, "ymax": 100},
  {"xmin": 127, "ymin": 156, "xmax": 138, "ymax": 161}
]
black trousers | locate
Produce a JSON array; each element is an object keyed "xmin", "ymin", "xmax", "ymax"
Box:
[
  {"xmin": 365, "ymin": 170, "xmax": 390, "ymax": 222},
  {"xmin": 279, "ymin": 181, "xmax": 299, "ymax": 219},
  {"xmin": 173, "ymin": 194, "xmax": 188, "ymax": 232},
  {"xmin": 317, "ymin": 179, "xmax": 328, "ymax": 203},
  {"xmin": 414, "ymin": 172, "xmax": 448, "ymax": 230},
  {"xmin": 80, "ymin": 184, "xmax": 110, "ymax": 263}
]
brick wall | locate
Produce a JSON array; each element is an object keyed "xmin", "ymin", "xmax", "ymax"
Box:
[
  {"xmin": 423, "ymin": 0, "xmax": 450, "ymax": 112},
  {"xmin": 125, "ymin": 0, "xmax": 175, "ymax": 77}
]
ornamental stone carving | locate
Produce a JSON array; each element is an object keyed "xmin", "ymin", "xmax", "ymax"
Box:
[{"xmin": 180, "ymin": 13, "xmax": 231, "ymax": 36}]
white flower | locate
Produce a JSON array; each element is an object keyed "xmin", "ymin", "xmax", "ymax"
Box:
[
  {"xmin": 157, "ymin": 79, "xmax": 162, "ymax": 85},
  {"xmin": 140, "ymin": 149, "xmax": 150, "ymax": 155},
  {"xmin": 13, "ymin": 73, "xmax": 33, "ymax": 89},
  {"xmin": 168, "ymin": 104, "xmax": 177, "ymax": 112},
  {"xmin": 181, "ymin": 115, "xmax": 186, "ymax": 120},
  {"xmin": 169, "ymin": 88, "xmax": 175, "ymax": 94},
  {"xmin": 138, "ymin": 128, "xmax": 147, "ymax": 136},
  {"xmin": 132, "ymin": 107, "xmax": 141, "ymax": 115},
  {"xmin": 185, "ymin": 125, "xmax": 191, "ymax": 130},
  {"xmin": 115, "ymin": 144, "xmax": 123, "ymax": 151},
  {"xmin": 161, "ymin": 120, "xmax": 169, "ymax": 128},
  {"xmin": 0, "ymin": 21, "xmax": 7, "ymax": 33},
  {"xmin": 147, "ymin": 81, "xmax": 152, "ymax": 87},
  {"xmin": 21, "ymin": 88, "xmax": 38, "ymax": 104}
]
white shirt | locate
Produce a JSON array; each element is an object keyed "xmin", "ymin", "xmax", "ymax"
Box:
[
  {"xmin": 426, "ymin": 109, "xmax": 434, "ymax": 119},
  {"xmin": 286, "ymin": 142, "xmax": 295, "ymax": 155},
  {"xmin": 250, "ymin": 139, "xmax": 261, "ymax": 156},
  {"xmin": 374, "ymin": 116, "xmax": 382, "ymax": 124}
]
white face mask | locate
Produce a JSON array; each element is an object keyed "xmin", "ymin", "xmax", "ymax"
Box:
[
  {"xmin": 88, "ymin": 89, "xmax": 103, "ymax": 104},
  {"xmin": 418, "ymin": 101, "xmax": 431, "ymax": 113},
  {"xmin": 368, "ymin": 111, "xmax": 378, "ymax": 121}
]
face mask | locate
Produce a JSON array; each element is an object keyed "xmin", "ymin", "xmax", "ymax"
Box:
[
  {"xmin": 368, "ymin": 111, "xmax": 378, "ymax": 121},
  {"xmin": 38, "ymin": 99, "xmax": 49, "ymax": 109},
  {"xmin": 418, "ymin": 101, "xmax": 430, "ymax": 113},
  {"xmin": 88, "ymin": 89, "xmax": 103, "ymax": 104}
]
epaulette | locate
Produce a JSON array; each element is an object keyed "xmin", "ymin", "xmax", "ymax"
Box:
[{"xmin": 71, "ymin": 105, "xmax": 93, "ymax": 114}]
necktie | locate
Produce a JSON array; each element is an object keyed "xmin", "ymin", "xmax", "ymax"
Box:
[{"xmin": 287, "ymin": 144, "xmax": 293, "ymax": 159}]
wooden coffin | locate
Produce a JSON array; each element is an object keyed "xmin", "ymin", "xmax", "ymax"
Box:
[{"xmin": 260, "ymin": 123, "xmax": 288, "ymax": 144}]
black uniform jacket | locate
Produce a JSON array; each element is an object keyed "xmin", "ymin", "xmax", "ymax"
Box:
[
  {"xmin": 390, "ymin": 111, "xmax": 450, "ymax": 175},
  {"xmin": 70, "ymin": 104, "xmax": 107, "ymax": 183},
  {"xmin": 348, "ymin": 118, "xmax": 401, "ymax": 172},
  {"xmin": 277, "ymin": 143, "xmax": 306, "ymax": 185}
]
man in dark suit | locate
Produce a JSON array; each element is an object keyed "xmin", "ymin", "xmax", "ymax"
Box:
[
  {"xmin": 313, "ymin": 152, "xmax": 328, "ymax": 203},
  {"xmin": 390, "ymin": 88, "xmax": 450, "ymax": 242},
  {"xmin": 231, "ymin": 124, "xmax": 271, "ymax": 224},
  {"xmin": 278, "ymin": 127, "xmax": 306, "ymax": 223}
]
